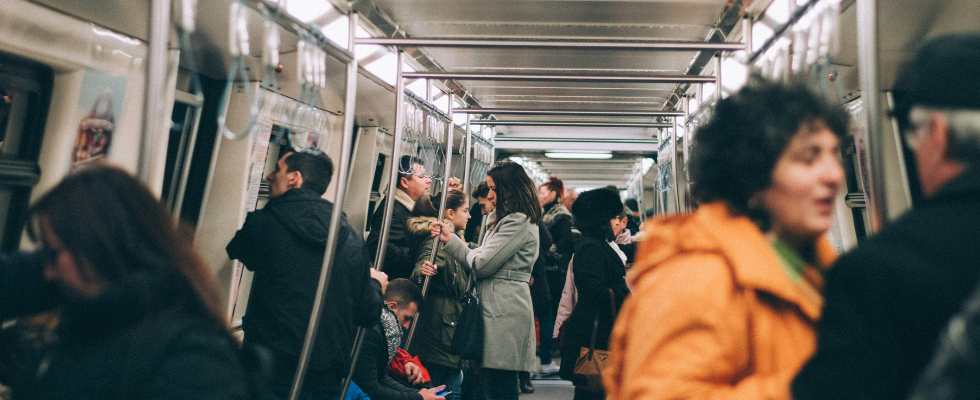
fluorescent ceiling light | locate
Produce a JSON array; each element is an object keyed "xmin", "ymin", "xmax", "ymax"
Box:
[
  {"xmin": 642, "ymin": 158, "xmax": 655, "ymax": 174},
  {"xmin": 545, "ymin": 152, "xmax": 613, "ymax": 159}
]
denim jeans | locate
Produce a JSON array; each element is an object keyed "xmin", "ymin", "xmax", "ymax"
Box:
[{"xmin": 427, "ymin": 364, "xmax": 462, "ymax": 400}]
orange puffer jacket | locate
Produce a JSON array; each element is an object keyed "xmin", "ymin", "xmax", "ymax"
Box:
[{"xmin": 604, "ymin": 202, "xmax": 837, "ymax": 400}]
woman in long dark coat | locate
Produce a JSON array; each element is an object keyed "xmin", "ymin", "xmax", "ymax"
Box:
[{"xmin": 558, "ymin": 188, "xmax": 630, "ymax": 400}]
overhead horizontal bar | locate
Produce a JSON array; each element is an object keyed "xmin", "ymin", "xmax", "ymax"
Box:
[
  {"xmin": 495, "ymin": 137, "xmax": 658, "ymax": 152},
  {"xmin": 356, "ymin": 38, "xmax": 745, "ymax": 52},
  {"xmin": 404, "ymin": 72, "xmax": 716, "ymax": 84},
  {"xmin": 471, "ymin": 120, "xmax": 671, "ymax": 128},
  {"xmin": 454, "ymin": 108, "xmax": 684, "ymax": 117}
]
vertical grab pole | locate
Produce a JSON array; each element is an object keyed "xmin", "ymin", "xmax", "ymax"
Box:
[
  {"xmin": 682, "ymin": 95, "xmax": 691, "ymax": 211},
  {"xmin": 463, "ymin": 116, "xmax": 473, "ymax": 197},
  {"xmin": 405, "ymin": 95, "xmax": 455, "ymax": 351},
  {"xmin": 856, "ymin": 0, "xmax": 885, "ymax": 233},
  {"xmin": 138, "ymin": 0, "xmax": 171, "ymax": 182},
  {"xmin": 671, "ymin": 116, "xmax": 681, "ymax": 212},
  {"xmin": 290, "ymin": 12, "xmax": 362, "ymax": 400},
  {"xmin": 339, "ymin": 50, "xmax": 408, "ymax": 400},
  {"xmin": 715, "ymin": 53, "xmax": 723, "ymax": 104},
  {"xmin": 743, "ymin": 15, "xmax": 753, "ymax": 63}
]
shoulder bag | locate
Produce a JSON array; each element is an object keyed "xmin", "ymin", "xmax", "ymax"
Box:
[
  {"xmin": 451, "ymin": 268, "xmax": 483, "ymax": 360},
  {"xmin": 572, "ymin": 289, "xmax": 617, "ymax": 392}
]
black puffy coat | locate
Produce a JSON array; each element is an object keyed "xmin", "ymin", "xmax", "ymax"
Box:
[
  {"xmin": 227, "ymin": 188, "xmax": 382, "ymax": 392},
  {"xmin": 365, "ymin": 194, "xmax": 414, "ymax": 280}
]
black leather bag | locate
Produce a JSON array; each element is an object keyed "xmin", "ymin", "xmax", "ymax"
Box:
[{"xmin": 451, "ymin": 271, "xmax": 484, "ymax": 360}]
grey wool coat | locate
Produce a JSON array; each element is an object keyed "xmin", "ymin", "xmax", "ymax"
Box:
[{"xmin": 443, "ymin": 211, "xmax": 539, "ymax": 372}]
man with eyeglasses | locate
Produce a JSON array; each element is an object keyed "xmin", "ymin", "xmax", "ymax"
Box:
[
  {"xmin": 366, "ymin": 155, "xmax": 433, "ymax": 281},
  {"xmin": 228, "ymin": 151, "xmax": 387, "ymax": 399},
  {"xmin": 793, "ymin": 33, "xmax": 980, "ymax": 400}
]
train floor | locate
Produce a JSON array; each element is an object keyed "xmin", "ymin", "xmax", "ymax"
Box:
[{"xmin": 522, "ymin": 356, "xmax": 574, "ymax": 400}]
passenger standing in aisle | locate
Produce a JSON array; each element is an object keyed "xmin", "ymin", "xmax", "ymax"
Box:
[
  {"xmin": 605, "ymin": 79, "xmax": 846, "ymax": 400},
  {"xmin": 227, "ymin": 151, "xmax": 385, "ymax": 400},
  {"xmin": 410, "ymin": 190, "xmax": 472, "ymax": 400},
  {"xmin": 430, "ymin": 160, "xmax": 541, "ymax": 400},
  {"xmin": 558, "ymin": 188, "xmax": 631, "ymax": 400},
  {"xmin": 538, "ymin": 177, "xmax": 575, "ymax": 337},
  {"xmin": 3, "ymin": 165, "xmax": 252, "ymax": 399},
  {"xmin": 794, "ymin": 33, "xmax": 980, "ymax": 400},
  {"xmin": 464, "ymin": 182, "xmax": 491, "ymax": 243},
  {"xmin": 366, "ymin": 155, "xmax": 432, "ymax": 280}
]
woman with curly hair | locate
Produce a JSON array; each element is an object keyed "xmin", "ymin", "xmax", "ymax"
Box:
[{"xmin": 605, "ymin": 79, "xmax": 847, "ymax": 400}]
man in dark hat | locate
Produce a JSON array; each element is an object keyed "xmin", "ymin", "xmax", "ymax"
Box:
[{"xmin": 793, "ymin": 32, "xmax": 980, "ymax": 400}]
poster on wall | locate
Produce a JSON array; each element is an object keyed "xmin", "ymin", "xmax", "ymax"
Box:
[{"xmin": 71, "ymin": 70, "xmax": 126, "ymax": 169}]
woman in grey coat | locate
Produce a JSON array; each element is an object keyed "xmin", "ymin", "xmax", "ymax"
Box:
[{"xmin": 430, "ymin": 160, "xmax": 541, "ymax": 400}]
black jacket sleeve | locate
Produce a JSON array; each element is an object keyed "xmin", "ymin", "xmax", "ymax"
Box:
[
  {"xmin": 364, "ymin": 202, "xmax": 413, "ymax": 276},
  {"xmin": 226, "ymin": 211, "xmax": 270, "ymax": 272},
  {"xmin": 341, "ymin": 225, "xmax": 383, "ymax": 329},
  {"xmin": 351, "ymin": 326, "xmax": 422, "ymax": 400},
  {"xmin": 0, "ymin": 251, "xmax": 57, "ymax": 320},
  {"xmin": 573, "ymin": 240, "xmax": 628, "ymax": 312}
]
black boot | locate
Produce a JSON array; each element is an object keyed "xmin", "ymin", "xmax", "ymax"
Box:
[{"xmin": 519, "ymin": 371, "xmax": 534, "ymax": 394}]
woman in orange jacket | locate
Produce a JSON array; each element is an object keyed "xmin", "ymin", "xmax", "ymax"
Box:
[{"xmin": 604, "ymin": 79, "xmax": 848, "ymax": 400}]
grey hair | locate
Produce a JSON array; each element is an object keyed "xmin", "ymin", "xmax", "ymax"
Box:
[{"xmin": 910, "ymin": 106, "xmax": 980, "ymax": 163}]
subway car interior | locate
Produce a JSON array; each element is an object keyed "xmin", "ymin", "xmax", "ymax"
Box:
[{"xmin": 0, "ymin": 0, "xmax": 978, "ymax": 398}]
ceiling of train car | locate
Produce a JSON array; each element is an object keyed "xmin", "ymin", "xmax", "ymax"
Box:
[{"xmin": 366, "ymin": 0, "xmax": 734, "ymax": 190}]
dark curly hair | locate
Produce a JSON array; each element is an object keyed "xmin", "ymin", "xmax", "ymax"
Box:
[{"xmin": 690, "ymin": 77, "xmax": 848, "ymax": 226}]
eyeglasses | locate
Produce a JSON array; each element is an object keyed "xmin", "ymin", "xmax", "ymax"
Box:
[{"xmin": 903, "ymin": 108, "xmax": 932, "ymax": 151}]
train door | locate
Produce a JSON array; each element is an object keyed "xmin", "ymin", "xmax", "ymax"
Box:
[{"xmin": 0, "ymin": 52, "xmax": 51, "ymax": 250}]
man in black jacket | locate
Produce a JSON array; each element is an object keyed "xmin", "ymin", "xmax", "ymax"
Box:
[
  {"xmin": 365, "ymin": 155, "xmax": 431, "ymax": 280},
  {"xmin": 793, "ymin": 33, "xmax": 980, "ymax": 400},
  {"xmin": 227, "ymin": 151, "xmax": 385, "ymax": 399}
]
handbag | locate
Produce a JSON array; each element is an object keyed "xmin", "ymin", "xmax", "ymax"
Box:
[
  {"xmin": 451, "ymin": 269, "xmax": 484, "ymax": 360},
  {"xmin": 572, "ymin": 289, "xmax": 616, "ymax": 392}
]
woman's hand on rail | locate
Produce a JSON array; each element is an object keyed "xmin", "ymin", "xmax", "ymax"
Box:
[
  {"xmin": 430, "ymin": 221, "xmax": 452, "ymax": 244},
  {"xmin": 420, "ymin": 261, "xmax": 438, "ymax": 277},
  {"xmin": 447, "ymin": 178, "xmax": 462, "ymax": 192}
]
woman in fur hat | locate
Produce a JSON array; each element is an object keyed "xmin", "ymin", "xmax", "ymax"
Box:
[
  {"xmin": 411, "ymin": 190, "xmax": 471, "ymax": 400},
  {"xmin": 558, "ymin": 188, "xmax": 631, "ymax": 400}
]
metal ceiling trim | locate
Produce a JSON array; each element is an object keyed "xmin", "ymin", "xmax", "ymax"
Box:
[
  {"xmin": 470, "ymin": 120, "xmax": 671, "ymax": 128},
  {"xmin": 355, "ymin": 38, "xmax": 746, "ymax": 51},
  {"xmin": 405, "ymin": 72, "xmax": 717, "ymax": 84},
  {"xmin": 454, "ymin": 108, "xmax": 683, "ymax": 117},
  {"xmin": 661, "ymin": 0, "xmax": 745, "ymax": 111}
]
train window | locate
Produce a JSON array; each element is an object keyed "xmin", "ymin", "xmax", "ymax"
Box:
[
  {"xmin": 0, "ymin": 52, "xmax": 52, "ymax": 250},
  {"xmin": 162, "ymin": 91, "xmax": 203, "ymax": 214}
]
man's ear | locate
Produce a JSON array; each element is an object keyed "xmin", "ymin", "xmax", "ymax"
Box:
[
  {"xmin": 290, "ymin": 170, "xmax": 304, "ymax": 190},
  {"xmin": 386, "ymin": 301, "xmax": 398, "ymax": 311}
]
